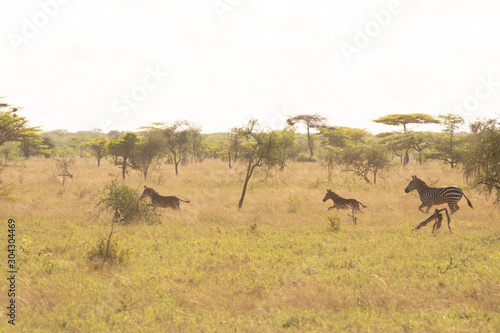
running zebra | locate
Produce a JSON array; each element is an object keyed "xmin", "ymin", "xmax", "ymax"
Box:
[
  {"xmin": 323, "ymin": 189, "xmax": 366, "ymax": 211},
  {"xmin": 404, "ymin": 175, "xmax": 473, "ymax": 214},
  {"xmin": 140, "ymin": 186, "xmax": 190, "ymax": 209}
]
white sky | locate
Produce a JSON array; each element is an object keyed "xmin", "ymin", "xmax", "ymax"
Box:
[{"xmin": 1, "ymin": 0, "xmax": 500, "ymax": 134}]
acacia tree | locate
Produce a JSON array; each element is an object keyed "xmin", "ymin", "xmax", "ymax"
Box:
[
  {"xmin": 236, "ymin": 120, "xmax": 295, "ymax": 210},
  {"xmin": 426, "ymin": 114, "xmax": 466, "ymax": 168},
  {"xmin": 141, "ymin": 121, "xmax": 201, "ymax": 175},
  {"xmin": 373, "ymin": 113, "xmax": 439, "ymax": 165},
  {"xmin": 319, "ymin": 126, "xmax": 368, "ymax": 149},
  {"xmin": 0, "ymin": 142, "xmax": 20, "ymax": 166},
  {"xmin": 19, "ymin": 131, "xmax": 51, "ymax": 159},
  {"xmin": 226, "ymin": 128, "xmax": 242, "ymax": 168},
  {"xmin": 0, "ymin": 98, "xmax": 36, "ymax": 146},
  {"xmin": 86, "ymin": 136, "xmax": 109, "ymax": 167},
  {"xmin": 108, "ymin": 132, "xmax": 140, "ymax": 180},
  {"xmin": 334, "ymin": 144, "xmax": 390, "ymax": 184},
  {"xmin": 463, "ymin": 119, "xmax": 500, "ymax": 203},
  {"xmin": 287, "ymin": 114, "xmax": 327, "ymax": 159},
  {"xmin": 130, "ymin": 134, "xmax": 162, "ymax": 180},
  {"xmin": 373, "ymin": 113, "xmax": 440, "ymax": 131}
]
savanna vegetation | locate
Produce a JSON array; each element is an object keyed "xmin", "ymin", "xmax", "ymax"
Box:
[{"xmin": 1, "ymin": 102, "xmax": 500, "ymax": 331}]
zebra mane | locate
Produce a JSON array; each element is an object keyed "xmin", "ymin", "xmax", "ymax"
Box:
[
  {"xmin": 412, "ymin": 175, "xmax": 426, "ymax": 185},
  {"xmin": 327, "ymin": 190, "xmax": 341, "ymax": 199}
]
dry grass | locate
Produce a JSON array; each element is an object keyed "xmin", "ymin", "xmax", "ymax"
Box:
[{"xmin": 0, "ymin": 157, "xmax": 499, "ymax": 332}]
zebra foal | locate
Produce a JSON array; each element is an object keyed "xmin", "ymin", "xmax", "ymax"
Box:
[
  {"xmin": 140, "ymin": 186, "xmax": 190, "ymax": 209},
  {"xmin": 404, "ymin": 175, "xmax": 473, "ymax": 214},
  {"xmin": 323, "ymin": 189, "xmax": 366, "ymax": 211}
]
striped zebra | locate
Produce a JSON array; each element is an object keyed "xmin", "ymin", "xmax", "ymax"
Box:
[
  {"xmin": 404, "ymin": 175, "xmax": 473, "ymax": 214},
  {"xmin": 323, "ymin": 189, "xmax": 366, "ymax": 211},
  {"xmin": 140, "ymin": 186, "xmax": 190, "ymax": 209}
]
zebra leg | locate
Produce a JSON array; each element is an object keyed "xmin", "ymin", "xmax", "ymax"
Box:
[
  {"xmin": 415, "ymin": 214, "xmax": 436, "ymax": 230},
  {"xmin": 448, "ymin": 202, "xmax": 459, "ymax": 214},
  {"xmin": 444, "ymin": 209, "xmax": 452, "ymax": 234},
  {"xmin": 418, "ymin": 204, "xmax": 427, "ymax": 213},
  {"xmin": 432, "ymin": 212, "xmax": 443, "ymax": 233}
]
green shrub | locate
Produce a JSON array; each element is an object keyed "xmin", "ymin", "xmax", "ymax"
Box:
[
  {"xmin": 97, "ymin": 180, "xmax": 159, "ymax": 224},
  {"xmin": 87, "ymin": 227, "xmax": 129, "ymax": 264},
  {"xmin": 326, "ymin": 215, "xmax": 341, "ymax": 232}
]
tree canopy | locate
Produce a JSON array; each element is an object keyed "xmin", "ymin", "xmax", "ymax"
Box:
[
  {"xmin": 287, "ymin": 114, "xmax": 327, "ymax": 159},
  {"xmin": 108, "ymin": 132, "xmax": 140, "ymax": 179},
  {"xmin": 0, "ymin": 98, "xmax": 38, "ymax": 146},
  {"xmin": 373, "ymin": 113, "xmax": 440, "ymax": 131},
  {"xmin": 236, "ymin": 119, "xmax": 295, "ymax": 209},
  {"xmin": 463, "ymin": 119, "xmax": 500, "ymax": 204}
]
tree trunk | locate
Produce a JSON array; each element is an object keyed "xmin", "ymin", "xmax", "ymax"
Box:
[
  {"xmin": 121, "ymin": 158, "xmax": 127, "ymax": 180},
  {"xmin": 307, "ymin": 126, "xmax": 313, "ymax": 159},
  {"xmin": 403, "ymin": 150, "xmax": 410, "ymax": 166},
  {"xmin": 238, "ymin": 162, "xmax": 256, "ymax": 210}
]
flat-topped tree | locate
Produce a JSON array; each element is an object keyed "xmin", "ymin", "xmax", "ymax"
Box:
[
  {"xmin": 373, "ymin": 113, "xmax": 440, "ymax": 132},
  {"xmin": 287, "ymin": 114, "xmax": 327, "ymax": 159},
  {"xmin": 373, "ymin": 113, "xmax": 439, "ymax": 165}
]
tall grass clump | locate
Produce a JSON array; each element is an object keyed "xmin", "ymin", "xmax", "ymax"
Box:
[
  {"xmin": 326, "ymin": 215, "xmax": 341, "ymax": 232},
  {"xmin": 87, "ymin": 224, "xmax": 129, "ymax": 265},
  {"xmin": 97, "ymin": 180, "xmax": 159, "ymax": 224}
]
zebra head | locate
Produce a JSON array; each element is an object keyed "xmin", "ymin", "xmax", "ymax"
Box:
[
  {"xmin": 323, "ymin": 190, "xmax": 339, "ymax": 202},
  {"xmin": 140, "ymin": 185, "xmax": 155, "ymax": 199},
  {"xmin": 405, "ymin": 175, "xmax": 422, "ymax": 193},
  {"xmin": 323, "ymin": 189, "xmax": 336, "ymax": 202}
]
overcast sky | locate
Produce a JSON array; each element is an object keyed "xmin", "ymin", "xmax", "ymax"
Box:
[{"xmin": 1, "ymin": 0, "xmax": 499, "ymax": 134}]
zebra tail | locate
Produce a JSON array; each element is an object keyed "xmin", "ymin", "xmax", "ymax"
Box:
[
  {"xmin": 179, "ymin": 199, "xmax": 190, "ymax": 203},
  {"xmin": 359, "ymin": 201, "xmax": 367, "ymax": 208},
  {"xmin": 462, "ymin": 191, "xmax": 473, "ymax": 209}
]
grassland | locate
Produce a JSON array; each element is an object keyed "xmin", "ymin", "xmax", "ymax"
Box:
[{"xmin": 1, "ymin": 157, "xmax": 499, "ymax": 332}]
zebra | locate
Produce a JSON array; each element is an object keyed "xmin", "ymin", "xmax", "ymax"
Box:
[
  {"xmin": 404, "ymin": 175, "xmax": 473, "ymax": 214},
  {"xmin": 140, "ymin": 186, "xmax": 190, "ymax": 209},
  {"xmin": 323, "ymin": 189, "xmax": 366, "ymax": 211}
]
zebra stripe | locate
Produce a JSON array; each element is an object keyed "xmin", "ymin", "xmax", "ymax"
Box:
[
  {"xmin": 404, "ymin": 175, "xmax": 473, "ymax": 214},
  {"xmin": 140, "ymin": 186, "xmax": 190, "ymax": 209}
]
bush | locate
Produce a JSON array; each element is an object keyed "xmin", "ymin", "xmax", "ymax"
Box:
[
  {"xmin": 87, "ymin": 232, "xmax": 129, "ymax": 264},
  {"xmin": 326, "ymin": 216, "xmax": 341, "ymax": 232},
  {"xmin": 97, "ymin": 180, "xmax": 159, "ymax": 224}
]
